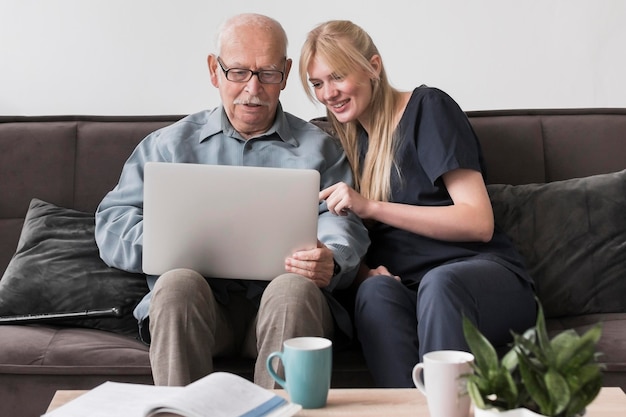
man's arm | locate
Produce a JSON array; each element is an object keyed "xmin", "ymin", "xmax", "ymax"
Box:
[
  {"xmin": 317, "ymin": 208, "xmax": 369, "ymax": 291},
  {"xmin": 316, "ymin": 141, "xmax": 370, "ymax": 291},
  {"xmin": 95, "ymin": 137, "xmax": 162, "ymax": 273}
]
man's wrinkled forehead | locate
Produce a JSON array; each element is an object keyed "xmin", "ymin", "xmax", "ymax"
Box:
[{"xmin": 220, "ymin": 37, "xmax": 286, "ymax": 69}]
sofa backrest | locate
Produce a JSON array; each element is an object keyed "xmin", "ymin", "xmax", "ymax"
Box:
[
  {"xmin": 0, "ymin": 115, "xmax": 184, "ymax": 274},
  {"xmin": 1, "ymin": 109, "xmax": 626, "ymax": 276},
  {"xmin": 468, "ymin": 108, "xmax": 626, "ymax": 185}
]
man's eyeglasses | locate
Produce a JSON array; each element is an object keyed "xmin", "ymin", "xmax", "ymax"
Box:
[{"xmin": 217, "ymin": 57, "xmax": 285, "ymax": 84}]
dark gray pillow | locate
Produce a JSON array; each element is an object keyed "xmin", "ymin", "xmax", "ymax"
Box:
[
  {"xmin": 0, "ymin": 198, "xmax": 148, "ymax": 335},
  {"xmin": 487, "ymin": 169, "xmax": 626, "ymax": 318}
]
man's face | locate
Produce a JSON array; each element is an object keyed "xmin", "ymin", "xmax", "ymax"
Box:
[{"xmin": 208, "ymin": 30, "xmax": 292, "ymax": 139}]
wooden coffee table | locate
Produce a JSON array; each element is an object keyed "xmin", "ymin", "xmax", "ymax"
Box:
[{"xmin": 47, "ymin": 386, "xmax": 626, "ymax": 416}]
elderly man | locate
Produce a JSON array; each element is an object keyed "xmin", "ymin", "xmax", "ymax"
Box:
[{"xmin": 95, "ymin": 13, "xmax": 368, "ymax": 388}]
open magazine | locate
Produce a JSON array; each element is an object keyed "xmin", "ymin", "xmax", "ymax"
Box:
[{"xmin": 43, "ymin": 372, "xmax": 301, "ymax": 417}]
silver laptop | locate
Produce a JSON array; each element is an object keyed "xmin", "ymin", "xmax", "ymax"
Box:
[{"xmin": 142, "ymin": 162, "xmax": 320, "ymax": 280}]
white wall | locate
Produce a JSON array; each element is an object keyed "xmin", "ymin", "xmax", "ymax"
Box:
[{"xmin": 1, "ymin": 0, "xmax": 625, "ymax": 121}]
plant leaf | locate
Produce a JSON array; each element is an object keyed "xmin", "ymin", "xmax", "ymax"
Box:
[
  {"xmin": 565, "ymin": 373, "xmax": 603, "ymax": 417},
  {"xmin": 467, "ymin": 380, "xmax": 486, "ymax": 409},
  {"xmin": 557, "ymin": 324, "xmax": 603, "ymax": 372},
  {"xmin": 517, "ymin": 350, "xmax": 550, "ymax": 413},
  {"xmin": 513, "ymin": 333, "xmax": 545, "ymax": 371},
  {"xmin": 463, "ymin": 316, "xmax": 498, "ymax": 372},
  {"xmin": 501, "ymin": 347, "xmax": 519, "ymax": 371},
  {"xmin": 534, "ymin": 302, "xmax": 554, "ymax": 363},
  {"xmin": 550, "ymin": 330, "xmax": 578, "ymax": 359},
  {"xmin": 544, "ymin": 369, "xmax": 570, "ymax": 415},
  {"xmin": 498, "ymin": 368, "xmax": 519, "ymax": 408}
]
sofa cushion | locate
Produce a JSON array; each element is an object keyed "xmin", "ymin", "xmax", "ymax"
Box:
[
  {"xmin": 487, "ymin": 169, "xmax": 626, "ymax": 318},
  {"xmin": 0, "ymin": 198, "xmax": 148, "ymax": 335},
  {"xmin": 0, "ymin": 325, "xmax": 150, "ymax": 369}
]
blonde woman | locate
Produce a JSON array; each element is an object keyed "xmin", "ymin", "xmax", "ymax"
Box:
[{"xmin": 300, "ymin": 20, "xmax": 536, "ymax": 387}]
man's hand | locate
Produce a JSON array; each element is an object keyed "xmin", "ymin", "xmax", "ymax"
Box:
[{"xmin": 285, "ymin": 240, "xmax": 335, "ymax": 287}]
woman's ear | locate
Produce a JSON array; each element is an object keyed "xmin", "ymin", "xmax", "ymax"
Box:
[{"xmin": 369, "ymin": 54, "xmax": 382, "ymax": 78}]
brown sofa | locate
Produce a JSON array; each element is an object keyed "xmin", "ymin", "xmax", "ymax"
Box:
[{"xmin": 1, "ymin": 109, "xmax": 625, "ymax": 417}]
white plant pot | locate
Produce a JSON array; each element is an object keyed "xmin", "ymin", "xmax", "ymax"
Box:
[
  {"xmin": 473, "ymin": 405, "xmax": 585, "ymax": 417},
  {"xmin": 473, "ymin": 405, "xmax": 547, "ymax": 417}
]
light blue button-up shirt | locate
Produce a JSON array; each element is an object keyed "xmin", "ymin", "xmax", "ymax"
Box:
[{"xmin": 95, "ymin": 104, "xmax": 369, "ymax": 338}]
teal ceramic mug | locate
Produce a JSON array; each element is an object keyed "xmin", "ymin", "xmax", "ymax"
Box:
[{"xmin": 266, "ymin": 337, "xmax": 332, "ymax": 409}]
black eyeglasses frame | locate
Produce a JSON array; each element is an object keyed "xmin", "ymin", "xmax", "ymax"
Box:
[{"xmin": 216, "ymin": 57, "xmax": 286, "ymax": 85}]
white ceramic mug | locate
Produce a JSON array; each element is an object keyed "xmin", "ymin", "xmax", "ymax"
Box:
[{"xmin": 412, "ymin": 350, "xmax": 474, "ymax": 417}]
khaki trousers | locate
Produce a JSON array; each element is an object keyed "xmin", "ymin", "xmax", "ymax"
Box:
[{"xmin": 148, "ymin": 268, "xmax": 334, "ymax": 388}]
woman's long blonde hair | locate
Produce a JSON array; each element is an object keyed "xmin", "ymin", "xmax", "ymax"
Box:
[{"xmin": 300, "ymin": 20, "xmax": 401, "ymax": 202}]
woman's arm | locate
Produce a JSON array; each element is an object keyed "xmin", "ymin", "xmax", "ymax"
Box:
[{"xmin": 321, "ymin": 168, "xmax": 494, "ymax": 243}]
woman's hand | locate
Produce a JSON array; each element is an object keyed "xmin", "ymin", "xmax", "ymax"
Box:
[
  {"xmin": 319, "ymin": 182, "xmax": 374, "ymax": 218},
  {"xmin": 367, "ymin": 265, "xmax": 400, "ymax": 281},
  {"xmin": 354, "ymin": 263, "xmax": 400, "ymax": 287}
]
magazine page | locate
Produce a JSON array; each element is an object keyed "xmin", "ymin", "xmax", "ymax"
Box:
[
  {"xmin": 144, "ymin": 372, "xmax": 301, "ymax": 417},
  {"xmin": 41, "ymin": 382, "xmax": 181, "ymax": 417},
  {"xmin": 42, "ymin": 373, "xmax": 300, "ymax": 417}
]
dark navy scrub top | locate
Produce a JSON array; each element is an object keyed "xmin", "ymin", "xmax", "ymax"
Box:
[{"xmin": 359, "ymin": 86, "xmax": 532, "ymax": 290}]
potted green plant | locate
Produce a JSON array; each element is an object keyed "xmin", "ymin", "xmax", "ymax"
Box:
[{"xmin": 462, "ymin": 300, "xmax": 603, "ymax": 417}]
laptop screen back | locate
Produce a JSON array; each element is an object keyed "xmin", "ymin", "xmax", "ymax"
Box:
[{"xmin": 142, "ymin": 162, "xmax": 320, "ymax": 280}]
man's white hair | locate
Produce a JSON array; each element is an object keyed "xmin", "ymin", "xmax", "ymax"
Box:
[{"xmin": 215, "ymin": 13, "xmax": 288, "ymax": 57}]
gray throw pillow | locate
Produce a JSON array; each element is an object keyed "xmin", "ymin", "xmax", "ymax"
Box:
[
  {"xmin": 0, "ymin": 198, "xmax": 148, "ymax": 335},
  {"xmin": 487, "ymin": 169, "xmax": 626, "ymax": 318}
]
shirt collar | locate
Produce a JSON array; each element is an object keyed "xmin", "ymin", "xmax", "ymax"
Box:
[{"xmin": 198, "ymin": 102, "xmax": 298, "ymax": 146}]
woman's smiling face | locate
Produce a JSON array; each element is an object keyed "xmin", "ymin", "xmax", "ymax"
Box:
[{"xmin": 307, "ymin": 56, "xmax": 375, "ymax": 126}]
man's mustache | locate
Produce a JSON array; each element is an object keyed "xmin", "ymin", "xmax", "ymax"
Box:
[{"xmin": 233, "ymin": 96, "xmax": 270, "ymax": 106}]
